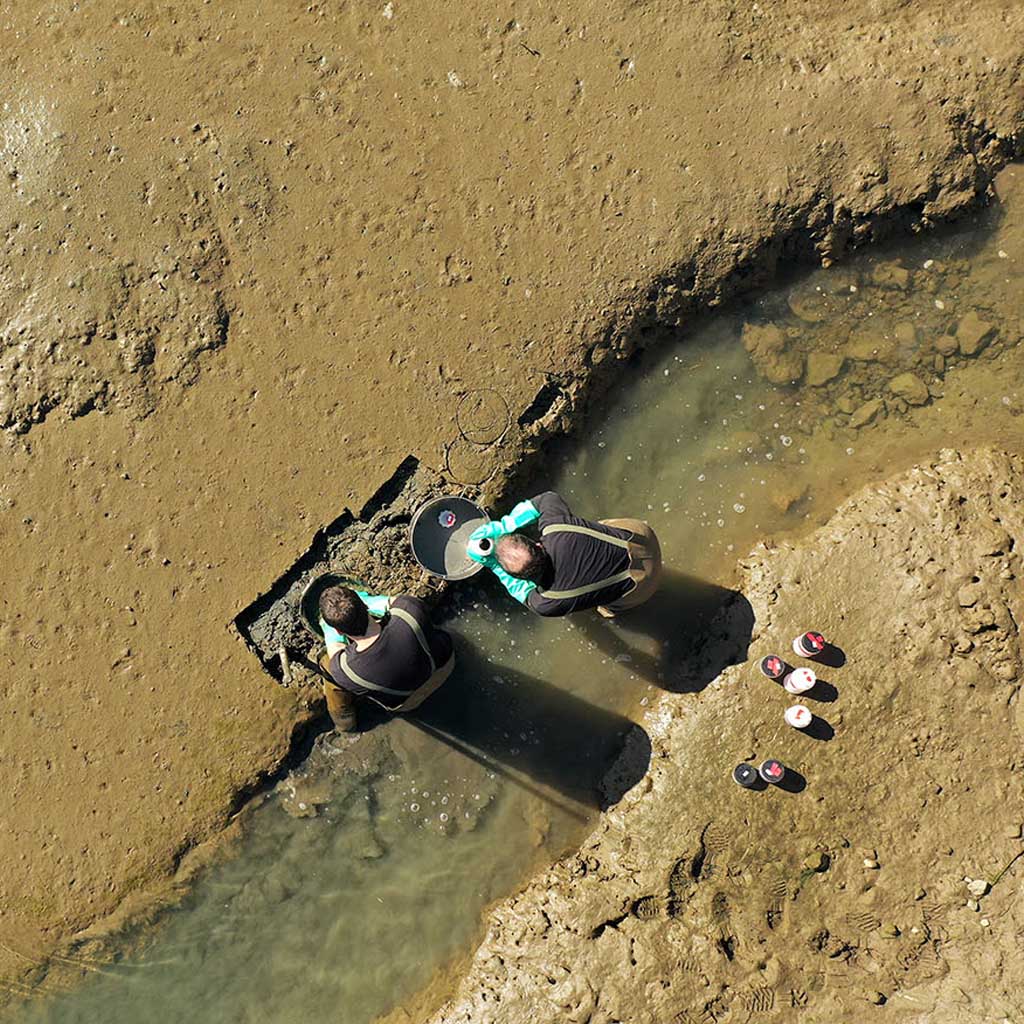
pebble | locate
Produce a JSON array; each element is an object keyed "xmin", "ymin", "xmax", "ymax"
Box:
[
  {"xmin": 967, "ymin": 878, "xmax": 990, "ymax": 898},
  {"xmin": 803, "ymin": 851, "xmax": 828, "ymax": 873},
  {"xmin": 863, "ymin": 858, "xmax": 880, "ymax": 870},
  {"xmin": 981, "ymin": 917, "xmax": 990, "ymax": 928},
  {"xmin": 967, "ymin": 898, "xmax": 979, "ymax": 912},
  {"xmin": 1004, "ymin": 824, "xmax": 1023, "ymax": 839},
  {"xmin": 869, "ymin": 991, "xmax": 887, "ymax": 1005},
  {"xmin": 879, "ymin": 922, "xmax": 900, "ymax": 938}
]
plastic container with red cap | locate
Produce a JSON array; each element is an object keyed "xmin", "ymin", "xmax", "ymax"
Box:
[
  {"xmin": 759, "ymin": 758, "xmax": 786, "ymax": 784},
  {"xmin": 783, "ymin": 666, "xmax": 816, "ymax": 694},
  {"xmin": 793, "ymin": 631, "xmax": 826, "ymax": 658},
  {"xmin": 760, "ymin": 654, "xmax": 788, "ymax": 680},
  {"xmin": 785, "ymin": 704, "xmax": 812, "ymax": 729}
]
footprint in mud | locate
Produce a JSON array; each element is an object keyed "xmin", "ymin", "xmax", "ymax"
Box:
[
  {"xmin": 765, "ymin": 876, "xmax": 789, "ymax": 930},
  {"xmin": 697, "ymin": 821, "xmax": 731, "ymax": 880},
  {"xmin": 790, "ymin": 988, "xmax": 809, "ymax": 1007},
  {"xmin": 743, "ymin": 985, "xmax": 776, "ymax": 1013},
  {"xmin": 847, "ymin": 909, "xmax": 882, "ymax": 933},
  {"xmin": 711, "ymin": 892, "xmax": 736, "ymax": 960},
  {"xmin": 896, "ymin": 940, "xmax": 946, "ymax": 985},
  {"xmin": 632, "ymin": 895, "xmax": 665, "ymax": 921},
  {"xmin": 668, "ymin": 854, "xmax": 694, "ymax": 916}
]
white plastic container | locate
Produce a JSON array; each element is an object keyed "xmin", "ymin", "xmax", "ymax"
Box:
[
  {"xmin": 785, "ymin": 704, "xmax": 812, "ymax": 729},
  {"xmin": 783, "ymin": 666, "xmax": 816, "ymax": 694}
]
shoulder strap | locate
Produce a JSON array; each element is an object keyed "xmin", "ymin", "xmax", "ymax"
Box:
[
  {"xmin": 539, "ymin": 568, "xmax": 635, "ymax": 601},
  {"xmin": 541, "ymin": 522, "xmax": 631, "ymax": 549},
  {"xmin": 389, "ymin": 606, "xmax": 436, "ymax": 673},
  {"xmin": 337, "ymin": 651, "xmax": 414, "ymax": 697},
  {"xmin": 537, "ymin": 522, "xmax": 633, "ymax": 601}
]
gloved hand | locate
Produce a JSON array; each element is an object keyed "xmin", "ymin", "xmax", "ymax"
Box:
[
  {"xmin": 490, "ymin": 563, "xmax": 537, "ymax": 605},
  {"xmin": 467, "ymin": 538, "xmax": 498, "ymax": 566},
  {"xmin": 319, "ymin": 617, "xmax": 350, "ymax": 647},
  {"xmin": 469, "ymin": 500, "xmax": 540, "ymax": 542}
]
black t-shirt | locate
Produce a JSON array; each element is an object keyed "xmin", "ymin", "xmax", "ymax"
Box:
[
  {"xmin": 329, "ymin": 595, "xmax": 453, "ymax": 701},
  {"xmin": 525, "ymin": 491, "xmax": 633, "ymax": 617}
]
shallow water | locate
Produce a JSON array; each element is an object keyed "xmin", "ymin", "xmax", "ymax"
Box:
[{"xmin": 15, "ymin": 169, "xmax": 1024, "ymax": 1023}]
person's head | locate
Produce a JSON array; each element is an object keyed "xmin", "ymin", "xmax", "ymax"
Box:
[
  {"xmin": 319, "ymin": 586, "xmax": 369, "ymax": 637},
  {"xmin": 495, "ymin": 534, "xmax": 553, "ymax": 585}
]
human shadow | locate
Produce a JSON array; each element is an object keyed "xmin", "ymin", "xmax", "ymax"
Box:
[
  {"xmin": 575, "ymin": 568, "xmax": 755, "ymax": 693},
  {"xmin": 394, "ymin": 637, "xmax": 651, "ymax": 812}
]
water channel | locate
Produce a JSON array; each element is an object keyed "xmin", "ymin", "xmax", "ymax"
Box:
[{"xmin": 14, "ymin": 166, "xmax": 1023, "ymax": 1024}]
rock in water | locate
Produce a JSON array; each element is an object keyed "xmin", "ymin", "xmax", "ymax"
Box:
[
  {"xmin": 850, "ymin": 398, "xmax": 884, "ymax": 428},
  {"xmin": 742, "ymin": 322, "xmax": 805, "ymax": 384},
  {"xmin": 888, "ymin": 372, "xmax": 930, "ymax": 406},
  {"xmin": 957, "ymin": 311, "xmax": 996, "ymax": 356},
  {"xmin": 806, "ymin": 352, "xmax": 845, "ymax": 387}
]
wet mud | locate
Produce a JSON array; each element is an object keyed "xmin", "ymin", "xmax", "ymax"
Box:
[{"xmin": 2, "ymin": 0, "xmax": 1024, "ymax": 1013}]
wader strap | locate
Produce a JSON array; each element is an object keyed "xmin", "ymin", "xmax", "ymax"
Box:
[
  {"xmin": 538, "ymin": 522, "xmax": 634, "ymax": 600},
  {"xmin": 539, "ymin": 568, "xmax": 635, "ymax": 601},
  {"xmin": 337, "ymin": 653, "xmax": 413, "ymax": 697},
  {"xmin": 389, "ymin": 607, "xmax": 436, "ymax": 673},
  {"xmin": 338, "ymin": 608, "xmax": 438, "ymax": 696},
  {"xmin": 541, "ymin": 523, "xmax": 631, "ymax": 549}
]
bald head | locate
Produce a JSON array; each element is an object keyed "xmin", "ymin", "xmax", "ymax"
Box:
[{"xmin": 496, "ymin": 534, "xmax": 552, "ymax": 585}]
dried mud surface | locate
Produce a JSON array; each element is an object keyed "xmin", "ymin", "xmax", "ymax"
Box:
[
  {"xmin": 424, "ymin": 448, "xmax": 1024, "ymax": 1024},
  {"xmin": 1, "ymin": 0, "xmax": 1023, "ymax": 1006}
]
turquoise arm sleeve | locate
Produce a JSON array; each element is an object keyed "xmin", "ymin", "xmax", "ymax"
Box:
[
  {"xmin": 319, "ymin": 617, "xmax": 350, "ymax": 646},
  {"xmin": 470, "ymin": 500, "xmax": 540, "ymax": 542},
  {"xmin": 355, "ymin": 590, "xmax": 391, "ymax": 617},
  {"xmin": 489, "ymin": 562, "xmax": 537, "ymax": 605}
]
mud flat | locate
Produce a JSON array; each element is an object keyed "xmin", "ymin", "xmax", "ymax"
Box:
[
  {"xmin": 1, "ymin": 0, "xmax": 1024, "ymax": 1007},
  {"xmin": 423, "ymin": 447, "xmax": 1024, "ymax": 1024}
]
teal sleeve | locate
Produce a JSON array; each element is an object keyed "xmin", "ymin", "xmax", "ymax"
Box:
[
  {"xmin": 489, "ymin": 562, "xmax": 537, "ymax": 605},
  {"xmin": 355, "ymin": 590, "xmax": 391, "ymax": 618},
  {"xmin": 319, "ymin": 617, "xmax": 350, "ymax": 646},
  {"xmin": 470, "ymin": 500, "xmax": 540, "ymax": 542},
  {"xmin": 503, "ymin": 500, "xmax": 540, "ymax": 532}
]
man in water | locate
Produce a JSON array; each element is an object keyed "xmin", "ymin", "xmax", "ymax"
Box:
[
  {"xmin": 467, "ymin": 491, "xmax": 662, "ymax": 618},
  {"xmin": 317, "ymin": 586, "xmax": 455, "ymax": 732}
]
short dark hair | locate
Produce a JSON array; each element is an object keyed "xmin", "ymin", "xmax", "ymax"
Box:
[
  {"xmin": 319, "ymin": 586, "xmax": 369, "ymax": 637},
  {"xmin": 496, "ymin": 534, "xmax": 552, "ymax": 585}
]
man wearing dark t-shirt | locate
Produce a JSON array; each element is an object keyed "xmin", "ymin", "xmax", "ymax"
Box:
[
  {"xmin": 467, "ymin": 491, "xmax": 662, "ymax": 618},
  {"xmin": 316, "ymin": 587, "xmax": 454, "ymax": 731}
]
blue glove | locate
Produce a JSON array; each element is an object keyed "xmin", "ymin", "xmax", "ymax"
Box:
[{"xmin": 469, "ymin": 500, "xmax": 540, "ymax": 542}]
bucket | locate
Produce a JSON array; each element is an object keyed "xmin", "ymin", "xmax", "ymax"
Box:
[
  {"xmin": 298, "ymin": 571, "xmax": 370, "ymax": 639},
  {"xmin": 409, "ymin": 495, "xmax": 489, "ymax": 580}
]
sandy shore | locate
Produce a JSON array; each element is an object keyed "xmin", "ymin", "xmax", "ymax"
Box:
[{"xmin": 1, "ymin": 0, "xmax": 1023, "ymax": 1005}]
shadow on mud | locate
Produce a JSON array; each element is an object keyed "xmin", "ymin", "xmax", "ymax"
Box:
[
  {"xmin": 577, "ymin": 568, "xmax": 755, "ymax": 693},
  {"xmin": 397, "ymin": 638, "xmax": 651, "ymax": 814}
]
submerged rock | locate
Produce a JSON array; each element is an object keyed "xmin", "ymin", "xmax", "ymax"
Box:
[
  {"xmin": 742, "ymin": 322, "xmax": 804, "ymax": 384},
  {"xmin": 888, "ymin": 372, "xmax": 930, "ymax": 405},
  {"xmin": 850, "ymin": 398, "xmax": 885, "ymax": 428},
  {"xmin": 847, "ymin": 329, "xmax": 897, "ymax": 363},
  {"xmin": 957, "ymin": 311, "xmax": 996, "ymax": 356},
  {"xmin": 806, "ymin": 352, "xmax": 845, "ymax": 386}
]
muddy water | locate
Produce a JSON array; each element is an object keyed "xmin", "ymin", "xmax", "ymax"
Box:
[{"xmin": 16, "ymin": 179, "xmax": 1024, "ymax": 1023}]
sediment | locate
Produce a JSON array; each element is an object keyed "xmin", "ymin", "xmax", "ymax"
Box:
[
  {"xmin": 425, "ymin": 447, "xmax": 1024, "ymax": 1024},
  {"xmin": 1, "ymin": 0, "xmax": 1023, "ymax": 1007}
]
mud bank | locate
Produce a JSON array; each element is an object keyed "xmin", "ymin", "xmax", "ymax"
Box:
[
  {"xmin": 2, "ymin": 0, "xmax": 1024, "ymax": 1005},
  {"xmin": 423, "ymin": 447, "xmax": 1024, "ymax": 1024}
]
